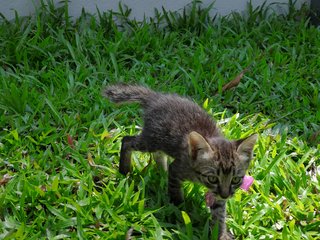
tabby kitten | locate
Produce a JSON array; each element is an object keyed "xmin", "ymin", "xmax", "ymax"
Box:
[{"xmin": 103, "ymin": 84, "xmax": 257, "ymax": 239}]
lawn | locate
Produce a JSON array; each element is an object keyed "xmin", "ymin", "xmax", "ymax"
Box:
[{"xmin": 0, "ymin": 1, "xmax": 319, "ymax": 239}]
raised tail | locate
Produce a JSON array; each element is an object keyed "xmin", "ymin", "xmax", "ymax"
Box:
[{"xmin": 102, "ymin": 83, "xmax": 157, "ymax": 106}]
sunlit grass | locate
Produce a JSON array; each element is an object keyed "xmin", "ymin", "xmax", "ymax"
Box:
[{"xmin": 0, "ymin": 1, "xmax": 319, "ymax": 239}]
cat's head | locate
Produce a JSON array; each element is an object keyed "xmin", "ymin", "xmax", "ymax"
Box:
[{"xmin": 188, "ymin": 131, "xmax": 257, "ymax": 200}]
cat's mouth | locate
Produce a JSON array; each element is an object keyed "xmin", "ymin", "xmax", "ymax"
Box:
[{"xmin": 205, "ymin": 192, "xmax": 230, "ymax": 206}]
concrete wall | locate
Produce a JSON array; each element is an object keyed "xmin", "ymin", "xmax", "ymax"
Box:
[
  {"xmin": 1, "ymin": 0, "xmax": 40, "ymax": 19},
  {"xmin": 0, "ymin": 0, "xmax": 310, "ymax": 21}
]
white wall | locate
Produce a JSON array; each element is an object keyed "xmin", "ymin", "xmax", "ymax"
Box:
[
  {"xmin": 0, "ymin": 0, "xmax": 310, "ymax": 21},
  {"xmin": 0, "ymin": 0, "xmax": 40, "ymax": 19}
]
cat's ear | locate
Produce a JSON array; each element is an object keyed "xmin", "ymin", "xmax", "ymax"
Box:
[
  {"xmin": 188, "ymin": 131, "xmax": 213, "ymax": 161},
  {"xmin": 236, "ymin": 134, "xmax": 258, "ymax": 163}
]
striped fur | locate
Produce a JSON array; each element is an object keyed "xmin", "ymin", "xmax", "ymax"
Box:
[{"xmin": 103, "ymin": 84, "xmax": 257, "ymax": 239}]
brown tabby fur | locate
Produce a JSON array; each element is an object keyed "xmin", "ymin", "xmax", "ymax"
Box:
[{"xmin": 103, "ymin": 84, "xmax": 257, "ymax": 239}]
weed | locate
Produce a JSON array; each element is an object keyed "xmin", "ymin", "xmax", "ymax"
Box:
[{"xmin": 0, "ymin": 1, "xmax": 319, "ymax": 239}]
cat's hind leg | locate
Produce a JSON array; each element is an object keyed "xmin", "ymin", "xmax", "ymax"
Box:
[
  {"xmin": 168, "ymin": 161, "xmax": 184, "ymax": 205},
  {"xmin": 153, "ymin": 151, "xmax": 168, "ymax": 172},
  {"xmin": 119, "ymin": 135, "xmax": 147, "ymax": 175}
]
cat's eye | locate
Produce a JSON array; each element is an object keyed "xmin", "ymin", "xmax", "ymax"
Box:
[
  {"xmin": 207, "ymin": 176, "xmax": 219, "ymax": 184},
  {"xmin": 231, "ymin": 177, "xmax": 242, "ymax": 184}
]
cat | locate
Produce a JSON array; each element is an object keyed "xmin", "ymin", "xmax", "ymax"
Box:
[{"xmin": 103, "ymin": 83, "xmax": 257, "ymax": 239}]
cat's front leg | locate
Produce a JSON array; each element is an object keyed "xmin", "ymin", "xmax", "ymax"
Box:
[
  {"xmin": 168, "ymin": 161, "xmax": 184, "ymax": 205},
  {"xmin": 219, "ymin": 232, "xmax": 234, "ymax": 240},
  {"xmin": 210, "ymin": 200, "xmax": 234, "ymax": 240}
]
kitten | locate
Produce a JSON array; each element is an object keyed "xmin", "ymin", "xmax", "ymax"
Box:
[{"xmin": 103, "ymin": 84, "xmax": 257, "ymax": 239}]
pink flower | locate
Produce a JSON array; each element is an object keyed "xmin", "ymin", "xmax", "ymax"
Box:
[{"xmin": 240, "ymin": 175, "xmax": 254, "ymax": 191}]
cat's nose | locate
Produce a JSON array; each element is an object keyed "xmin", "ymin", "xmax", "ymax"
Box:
[{"xmin": 220, "ymin": 190, "xmax": 230, "ymax": 199}]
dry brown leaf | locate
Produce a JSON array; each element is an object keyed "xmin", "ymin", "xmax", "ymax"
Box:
[
  {"xmin": 40, "ymin": 185, "xmax": 47, "ymax": 192},
  {"xmin": 0, "ymin": 174, "xmax": 12, "ymax": 186},
  {"xmin": 309, "ymin": 131, "xmax": 320, "ymax": 145},
  {"xmin": 87, "ymin": 152, "xmax": 95, "ymax": 166},
  {"xmin": 86, "ymin": 153, "xmax": 109, "ymax": 170},
  {"xmin": 67, "ymin": 134, "xmax": 75, "ymax": 149},
  {"xmin": 221, "ymin": 66, "xmax": 251, "ymax": 92},
  {"xmin": 125, "ymin": 227, "xmax": 134, "ymax": 240}
]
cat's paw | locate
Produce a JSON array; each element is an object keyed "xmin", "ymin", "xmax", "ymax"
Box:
[{"xmin": 219, "ymin": 232, "xmax": 234, "ymax": 240}]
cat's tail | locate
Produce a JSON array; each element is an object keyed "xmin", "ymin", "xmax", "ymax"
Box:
[{"xmin": 102, "ymin": 83, "xmax": 157, "ymax": 106}]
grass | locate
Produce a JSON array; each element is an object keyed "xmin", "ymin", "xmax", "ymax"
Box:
[{"xmin": 0, "ymin": 1, "xmax": 319, "ymax": 239}]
